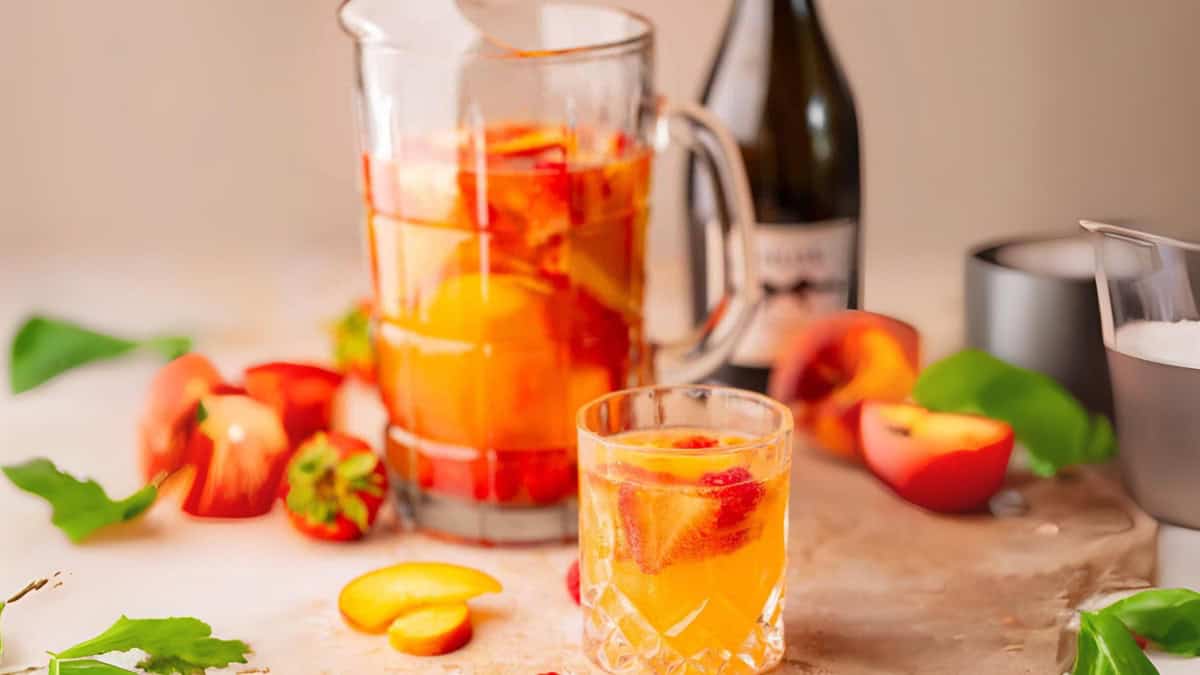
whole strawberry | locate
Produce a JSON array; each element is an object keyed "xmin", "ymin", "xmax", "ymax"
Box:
[{"xmin": 282, "ymin": 432, "xmax": 388, "ymax": 541}]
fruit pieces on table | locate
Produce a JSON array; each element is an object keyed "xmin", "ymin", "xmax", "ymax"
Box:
[
  {"xmin": 281, "ymin": 432, "xmax": 388, "ymax": 541},
  {"xmin": 338, "ymin": 562, "xmax": 502, "ymax": 634},
  {"xmin": 181, "ymin": 393, "xmax": 290, "ymax": 518},
  {"xmin": 138, "ymin": 353, "xmax": 223, "ymax": 481},
  {"xmin": 566, "ymin": 559, "xmax": 580, "ymax": 605},
  {"xmin": 860, "ymin": 402, "xmax": 1014, "ymax": 513},
  {"xmin": 243, "ymin": 362, "xmax": 344, "ymax": 450},
  {"xmin": 139, "ymin": 354, "xmax": 348, "ymax": 519},
  {"xmin": 769, "ymin": 310, "xmax": 920, "ymax": 459},
  {"xmin": 387, "ymin": 602, "xmax": 473, "ymax": 656}
]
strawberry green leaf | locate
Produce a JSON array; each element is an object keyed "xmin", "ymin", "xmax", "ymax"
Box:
[
  {"xmin": 1102, "ymin": 588, "xmax": 1200, "ymax": 656},
  {"xmin": 9, "ymin": 316, "xmax": 192, "ymax": 394},
  {"xmin": 336, "ymin": 453, "xmax": 378, "ymax": 482},
  {"xmin": 912, "ymin": 349, "xmax": 1116, "ymax": 476},
  {"xmin": 340, "ymin": 494, "xmax": 369, "ymax": 532},
  {"xmin": 54, "ymin": 616, "xmax": 249, "ymax": 674},
  {"xmin": 2, "ymin": 459, "xmax": 157, "ymax": 543},
  {"xmin": 332, "ymin": 304, "xmax": 373, "ymax": 371},
  {"xmin": 1072, "ymin": 611, "xmax": 1158, "ymax": 675}
]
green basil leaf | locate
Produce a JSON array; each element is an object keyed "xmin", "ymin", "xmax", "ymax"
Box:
[
  {"xmin": 912, "ymin": 349, "xmax": 1116, "ymax": 475},
  {"xmin": 1072, "ymin": 611, "xmax": 1159, "ymax": 675},
  {"xmin": 1102, "ymin": 588, "xmax": 1200, "ymax": 656},
  {"xmin": 9, "ymin": 316, "xmax": 192, "ymax": 394},
  {"xmin": 2, "ymin": 459, "xmax": 157, "ymax": 543},
  {"xmin": 54, "ymin": 659, "xmax": 137, "ymax": 674},
  {"xmin": 55, "ymin": 615, "xmax": 249, "ymax": 674}
]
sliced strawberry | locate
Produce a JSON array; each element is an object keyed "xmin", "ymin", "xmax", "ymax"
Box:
[
  {"xmin": 181, "ymin": 394, "xmax": 291, "ymax": 518},
  {"xmin": 566, "ymin": 559, "xmax": 580, "ymax": 605},
  {"xmin": 420, "ymin": 452, "xmax": 520, "ymax": 504},
  {"xmin": 521, "ymin": 451, "xmax": 576, "ymax": 505},
  {"xmin": 699, "ymin": 467, "xmax": 765, "ymax": 528},
  {"xmin": 618, "ymin": 484, "xmax": 720, "ymax": 574},
  {"xmin": 244, "ymin": 362, "xmax": 344, "ymax": 449},
  {"xmin": 281, "ymin": 432, "xmax": 388, "ymax": 541},
  {"xmin": 672, "ymin": 435, "xmax": 720, "ymax": 449}
]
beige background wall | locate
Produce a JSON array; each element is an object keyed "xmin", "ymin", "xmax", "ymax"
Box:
[{"xmin": 3, "ymin": 0, "xmax": 1199, "ymax": 353}]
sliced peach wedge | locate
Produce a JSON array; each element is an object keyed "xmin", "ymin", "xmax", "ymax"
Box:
[
  {"xmin": 387, "ymin": 602, "xmax": 473, "ymax": 656},
  {"xmin": 338, "ymin": 562, "xmax": 502, "ymax": 633}
]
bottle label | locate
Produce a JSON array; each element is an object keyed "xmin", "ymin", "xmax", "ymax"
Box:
[{"xmin": 731, "ymin": 220, "xmax": 857, "ymax": 367}]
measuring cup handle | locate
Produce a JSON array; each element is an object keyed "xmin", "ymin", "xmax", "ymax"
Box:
[{"xmin": 650, "ymin": 98, "xmax": 761, "ymax": 384}]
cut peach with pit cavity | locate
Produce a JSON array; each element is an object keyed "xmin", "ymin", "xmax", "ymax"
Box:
[
  {"xmin": 338, "ymin": 562, "xmax": 502, "ymax": 633},
  {"xmin": 769, "ymin": 310, "xmax": 920, "ymax": 459},
  {"xmin": 387, "ymin": 602, "xmax": 473, "ymax": 656}
]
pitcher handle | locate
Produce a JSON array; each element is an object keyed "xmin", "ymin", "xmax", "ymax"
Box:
[{"xmin": 650, "ymin": 98, "xmax": 761, "ymax": 384}]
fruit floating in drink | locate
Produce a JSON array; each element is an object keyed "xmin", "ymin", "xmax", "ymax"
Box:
[
  {"xmin": 365, "ymin": 123, "xmax": 652, "ymax": 544},
  {"xmin": 577, "ymin": 387, "xmax": 793, "ymax": 674}
]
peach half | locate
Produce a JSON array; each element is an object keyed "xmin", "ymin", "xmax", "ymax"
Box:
[
  {"xmin": 860, "ymin": 402, "xmax": 1014, "ymax": 513},
  {"xmin": 768, "ymin": 310, "xmax": 920, "ymax": 459}
]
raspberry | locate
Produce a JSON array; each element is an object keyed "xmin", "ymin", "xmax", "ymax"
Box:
[
  {"xmin": 566, "ymin": 559, "xmax": 580, "ymax": 605},
  {"xmin": 672, "ymin": 435, "xmax": 719, "ymax": 449},
  {"xmin": 700, "ymin": 467, "xmax": 764, "ymax": 527}
]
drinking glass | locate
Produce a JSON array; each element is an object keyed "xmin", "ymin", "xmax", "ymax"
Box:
[
  {"xmin": 338, "ymin": 1, "xmax": 761, "ymax": 545},
  {"xmin": 577, "ymin": 385, "xmax": 793, "ymax": 673},
  {"xmin": 1082, "ymin": 220, "xmax": 1200, "ymax": 529}
]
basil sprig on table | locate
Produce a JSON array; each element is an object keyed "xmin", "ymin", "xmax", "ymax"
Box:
[
  {"xmin": 912, "ymin": 349, "xmax": 1115, "ymax": 476},
  {"xmin": 2, "ymin": 459, "xmax": 158, "ymax": 543},
  {"xmin": 1073, "ymin": 589, "xmax": 1200, "ymax": 674},
  {"xmin": 44, "ymin": 616, "xmax": 250, "ymax": 674},
  {"xmin": 9, "ymin": 315, "xmax": 191, "ymax": 394}
]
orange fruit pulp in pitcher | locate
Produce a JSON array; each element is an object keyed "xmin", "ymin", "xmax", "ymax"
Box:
[{"xmin": 365, "ymin": 123, "xmax": 652, "ymax": 509}]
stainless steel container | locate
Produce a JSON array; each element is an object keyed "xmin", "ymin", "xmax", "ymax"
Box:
[{"xmin": 966, "ymin": 235, "xmax": 1114, "ymax": 419}]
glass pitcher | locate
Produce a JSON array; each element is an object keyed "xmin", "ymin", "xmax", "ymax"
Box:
[
  {"xmin": 340, "ymin": 1, "xmax": 760, "ymax": 544},
  {"xmin": 1081, "ymin": 220, "xmax": 1200, "ymax": 529}
]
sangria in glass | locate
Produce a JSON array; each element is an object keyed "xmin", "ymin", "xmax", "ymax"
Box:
[{"xmin": 578, "ymin": 385, "xmax": 793, "ymax": 673}]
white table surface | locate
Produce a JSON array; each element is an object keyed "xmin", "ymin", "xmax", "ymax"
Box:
[{"xmin": 1, "ymin": 249, "xmax": 1198, "ymax": 674}]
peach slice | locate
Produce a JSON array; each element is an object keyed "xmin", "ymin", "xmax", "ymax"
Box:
[
  {"xmin": 387, "ymin": 602, "xmax": 473, "ymax": 656},
  {"xmin": 769, "ymin": 310, "xmax": 920, "ymax": 459},
  {"xmin": 338, "ymin": 562, "xmax": 502, "ymax": 633}
]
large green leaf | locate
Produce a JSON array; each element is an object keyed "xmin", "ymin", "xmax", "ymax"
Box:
[
  {"xmin": 1072, "ymin": 611, "xmax": 1159, "ymax": 675},
  {"xmin": 912, "ymin": 349, "xmax": 1115, "ymax": 475},
  {"xmin": 1103, "ymin": 589, "xmax": 1200, "ymax": 656},
  {"xmin": 2, "ymin": 459, "xmax": 157, "ymax": 543},
  {"xmin": 9, "ymin": 316, "xmax": 191, "ymax": 394},
  {"xmin": 55, "ymin": 616, "xmax": 249, "ymax": 675}
]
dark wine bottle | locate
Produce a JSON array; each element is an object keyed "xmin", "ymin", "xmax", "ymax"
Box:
[{"xmin": 688, "ymin": 0, "xmax": 861, "ymax": 392}]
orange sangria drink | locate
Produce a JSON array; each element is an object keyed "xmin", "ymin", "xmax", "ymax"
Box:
[
  {"xmin": 366, "ymin": 123, "xmax": 652, "ymax": 543},
  {"xmin": 578, "ymin": 386, "xmax": 793, "ymax": 673}
]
